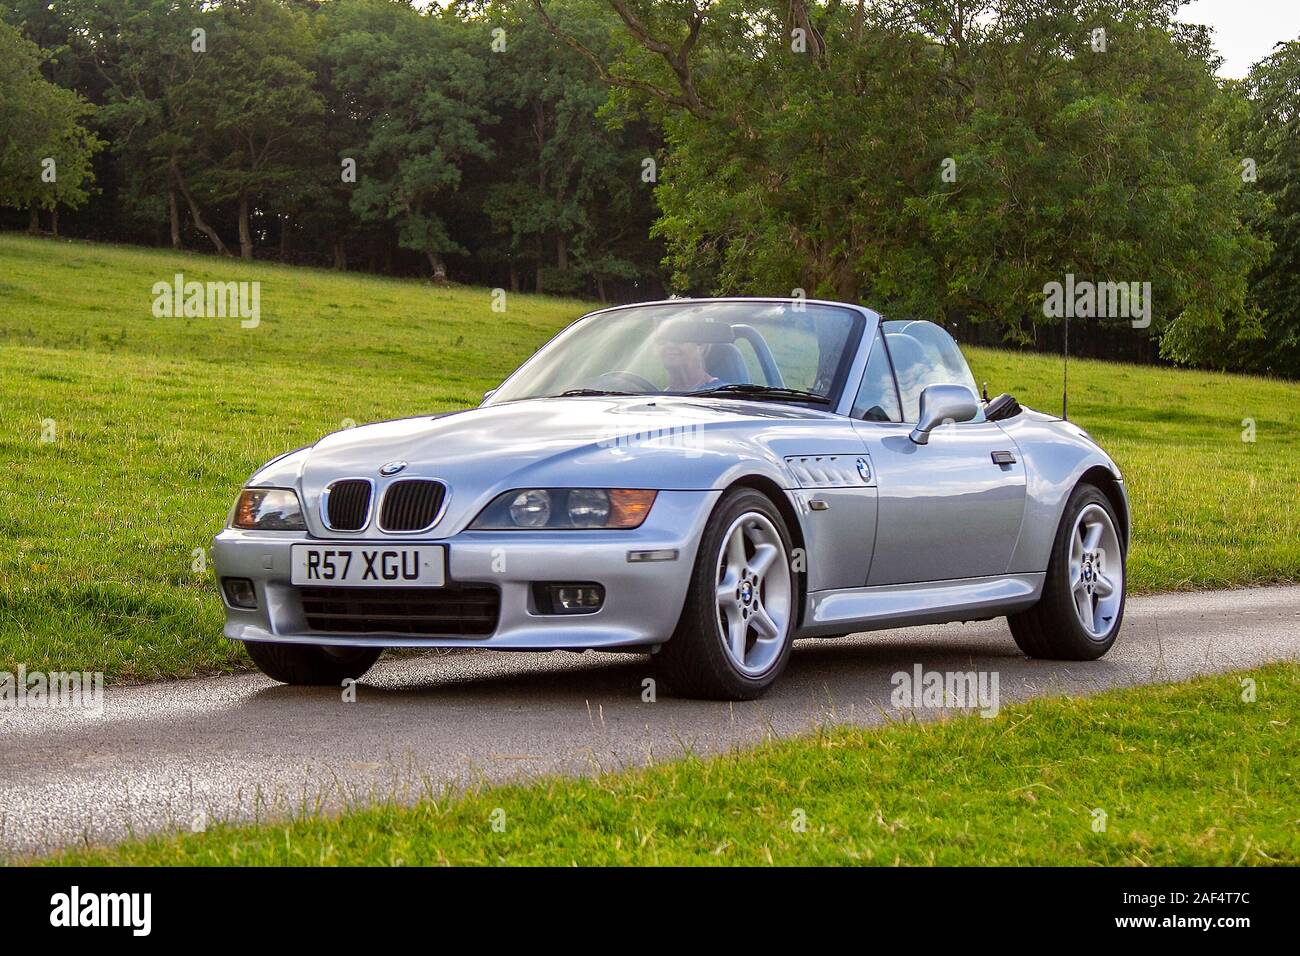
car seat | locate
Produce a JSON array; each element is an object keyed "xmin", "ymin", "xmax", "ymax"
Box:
[{"xmin": 705, "ymin": 342, "xmax": 749, "ymax": 384}]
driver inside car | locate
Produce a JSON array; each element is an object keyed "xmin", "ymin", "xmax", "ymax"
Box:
[{"xmin": 654, "ymin": 318, "xmax": 724, "ymax": 391}]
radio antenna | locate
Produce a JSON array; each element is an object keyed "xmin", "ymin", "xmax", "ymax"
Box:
[{"xmin": 1062, "ymin": 310, "xmax": 1069, "ymax": 421}]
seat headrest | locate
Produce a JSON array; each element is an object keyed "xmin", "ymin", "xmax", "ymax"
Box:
[{"xmin": 705, "ymin": 342, "xmax": 748, "ymax": 383}]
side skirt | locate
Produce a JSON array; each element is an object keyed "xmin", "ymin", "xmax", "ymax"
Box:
[{"xmin": 797, "ymin": 573, "xmax": 1045, "ymax": 638}]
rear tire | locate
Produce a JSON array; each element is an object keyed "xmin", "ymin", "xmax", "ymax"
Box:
[
  {"xmin": 245, "ymin": 641, "xmax": 382, "ymax": 686},
  {"xmin": 1008, "ymin": 483, "xmax": 1126, "ymax": 660},
  {"xmin": 656, "ymin": 488, "xmax": 797, "ymax": 700}
]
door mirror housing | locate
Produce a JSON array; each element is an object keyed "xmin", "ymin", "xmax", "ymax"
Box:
[
  {"xmin": 909, "ymin": 384, "xmax": 979, "ymax": 444},
  {"xmin": 481, "ymin": 388, "xmax": 497, "ymax": 405}
]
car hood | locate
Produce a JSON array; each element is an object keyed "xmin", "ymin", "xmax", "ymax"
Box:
[{"xmin": 251, "ymin": 396, "xmax": 856, "ymax": 535}]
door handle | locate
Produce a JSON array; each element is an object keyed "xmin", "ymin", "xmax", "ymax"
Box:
[{"xmin": 991, "ymin": 450, "xmax": 1017, "ymax": 465}]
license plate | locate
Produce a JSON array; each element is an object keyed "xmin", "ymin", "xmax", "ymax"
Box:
[{"xmin": 290, "ymin": 545, "xmax": 445, "ymax": 587}]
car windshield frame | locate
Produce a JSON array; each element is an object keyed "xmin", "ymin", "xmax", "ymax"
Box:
[{"xmin": 485, "ymin": 299, "xmax": 868, "ymax": 410}]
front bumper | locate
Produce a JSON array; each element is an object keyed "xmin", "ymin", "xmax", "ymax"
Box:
[{"xmin": 212, "ymin": 490, "xmax": 718, "ymax": 651}]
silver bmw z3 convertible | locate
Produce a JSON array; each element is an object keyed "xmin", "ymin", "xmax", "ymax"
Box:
[{"xmin": 214, "ymin": 297, "xmax": 1128, "ymax": 700}]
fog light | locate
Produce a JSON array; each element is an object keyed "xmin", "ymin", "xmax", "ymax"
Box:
[
  {"xmin": 534, "ymin": 583, "xmax": 605, "ymax": 614},
  {"xmin": 222, "ymin": 577, "xmax": 258, "ymax": 609}
]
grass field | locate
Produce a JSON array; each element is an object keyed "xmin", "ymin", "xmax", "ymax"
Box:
[
  {"xmin": 2, "ymin": 233, "xmax": 1298, "ymax": 680},
  {"xmin": 39, "ymin": 661, "xmax": 1300, "ymax": 866}
]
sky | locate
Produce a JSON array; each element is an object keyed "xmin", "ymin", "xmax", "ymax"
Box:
[{"xmin": 1175, "ymin": 0, "xmax": 1300, "ymax": 76}]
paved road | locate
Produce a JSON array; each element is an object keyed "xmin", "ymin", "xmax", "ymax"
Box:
[{"xmin": 3, "ymin": 586, "xmax": 1298, "ymax": 858}]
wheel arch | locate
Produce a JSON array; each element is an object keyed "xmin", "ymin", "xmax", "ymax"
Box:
[{"xmin": 1077, "ymin": 465, "xmax": 1129, "ymax": 553}]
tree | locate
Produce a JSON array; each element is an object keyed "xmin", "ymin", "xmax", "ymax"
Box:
[
  {"xmin": 1165, "ymin": 39, "xmax": 1300, "ymax": 376},
  {"xmin": 481, "ymin": 0, "xmax": 661, "ymax": 297},
  {"xmin": 184, "ymin": 0, "xmax": 324, "ymax": 259},
  {"xmin": 32, "ymin": 0, "xmax": 230, "ymax": 251},
  {"xmin": 289, "ymin": 4, "xmax": 371, "ymax": 270},
  {"xmin": 1242, "ymin": 39, "xmax": 1300, "ymax": 377},
  {"xmin": 323, "ymin": 0, "xmax": 495, "ymax": 281},
  {"xmin": 0, "ymin": 17, "xmax": 101, "ymax": 231},
  {"xmin": 536, "ymin": 0, "xmax": 1267, "ymax": 358}
]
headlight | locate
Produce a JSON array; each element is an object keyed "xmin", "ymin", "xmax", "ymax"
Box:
[
  {"xmin": 471, "ymin": 489, "xmax": 657, "ymax": 529},
  {"xmin": 231, "ymin": 488, "xmax": 307, "ymax": 530},
  {"xmin": 509, "ymin": 489, "xmax": 552, "ymax": 527},
  {"xmin": 567, "ymin": 489, "xmax": 610, "ymax": 527}
]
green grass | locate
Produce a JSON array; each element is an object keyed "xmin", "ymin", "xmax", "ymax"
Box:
[
  {"xmin": 1, "ymin": 234, "xmax": 587, "ymax": 679},
  {"xmin": 967, "ymin": 350, "xmax": 1300, "ymax": 594},
  {"xmin": 40, "ymin": 661, "xmax": 1300, "ymax": 866},
  {"xmin": 2, "ymin": 232, "xmax": 1298, "ymax": 680}
]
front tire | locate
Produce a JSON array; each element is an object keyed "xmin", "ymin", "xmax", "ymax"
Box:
[
  {"xmin": 1008, "ymin": 483, "xmax": 1126, "ymax": 660},
  {"xmin": 245, "ymin": 641, "xmax": 382, "ymax": 686},
  {"xmin": 656, "ymin": 488, "xmax": 797, "ymax": 700}
]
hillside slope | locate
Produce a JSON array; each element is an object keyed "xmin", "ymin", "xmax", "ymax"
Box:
[{"xmin": 2, "ymin": 234, "xmax": 1296, "ymax": 679}]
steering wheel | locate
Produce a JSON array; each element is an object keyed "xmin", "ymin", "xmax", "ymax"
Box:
[{"xmin": 591, "ymin": 370, "xmax": 658, "ymax": 393}]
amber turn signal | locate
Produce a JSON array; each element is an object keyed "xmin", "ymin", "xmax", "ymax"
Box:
[{"xmin": 608, "ymin": 489, "xmax": 657, "ymax": 528}]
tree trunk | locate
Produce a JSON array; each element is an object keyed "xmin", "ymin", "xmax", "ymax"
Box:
[
  {"xmin": 279, "ymin": 215, "xmax": 290, "ymax": 261},
  {"xmin": 172, "ymin": 160, "xmax": 229, "ymax": 255},
  {"xmin": 509, "ymin": 261, "xmax": 519, "ymax": 293},
  {"xmin": 333, "ymin": 239, "xmax": 347, "ymax": 271},
  {"xmin": 238, "ymin": 191, "xmax": 253, "ymax": 260},
  {"xmin": 556, "ymin": 233, "xmax": 568, "ymax": 272},
  {"xmin": 536, "ymin": 152, "xmax": 548, "ymax": 294},
  {"xmin": 427, "ymin": 250, "xmax": 448, "ymax": 283},
  {"xmin": 50, "ymin": 207, "xmax": 59, "ymax": 237},
  {"xmin": 28, "ymin": 207, "xmax": 39, "ymax": 235},
  {"xmin": 836, "ymin": 276, "xmax": 857, "ymax": 301},
  {"xmin": 168, "ymin": 187, "xmax": 182, "ymax": 249},
  {"xmin": 596, "ymin": 275, "xmax": 607, "ymax": 303}
]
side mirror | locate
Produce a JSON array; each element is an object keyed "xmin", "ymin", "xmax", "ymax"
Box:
[
  {"xmin": 909, "ymin": 384, "xmax": 979, "ymax": 444},
  {"xmin": 481, "ymin": 388, "xmax": 497, "ymax": 405}
]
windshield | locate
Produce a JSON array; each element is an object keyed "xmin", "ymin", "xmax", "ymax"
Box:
[{"xmin": 489, "ymin": 301, "xmax": 864, "ymax": 406}]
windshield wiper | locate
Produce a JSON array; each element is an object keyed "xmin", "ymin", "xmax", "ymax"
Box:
[
  {"xmin": 556, "ymin": 388, "xmax": 637, "ymax": 397},
  {"xmin": 684, "ymin": 383, "xmax": 832, "ymax": 405}
]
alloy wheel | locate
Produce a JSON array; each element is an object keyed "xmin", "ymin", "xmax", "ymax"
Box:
[
  {"xmin": 1069, "ymin": 503, "xmax": 1123, "ymax": 639},
  {"xmin": 714, "ymin": 511, "xmax": 792, "ymax": 676}
]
